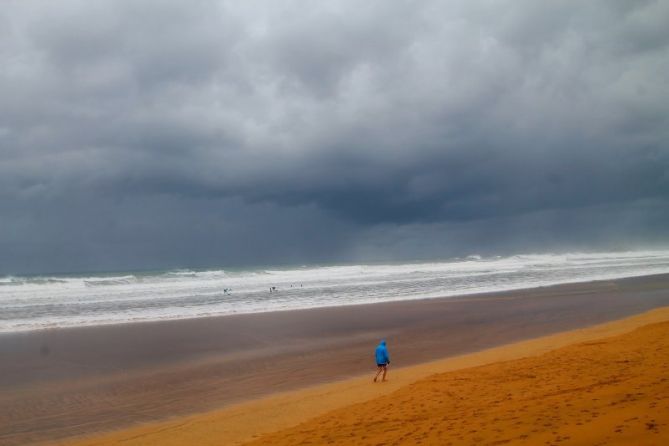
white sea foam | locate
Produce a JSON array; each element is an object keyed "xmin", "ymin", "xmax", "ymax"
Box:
[{"xmin": 2, "ymin": 250, "xmax": 669, "ymax": 332}]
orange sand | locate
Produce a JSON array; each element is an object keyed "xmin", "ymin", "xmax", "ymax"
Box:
[{"xmin": 61, "ymin": 307, "xmax": 669, "ymax": 446}]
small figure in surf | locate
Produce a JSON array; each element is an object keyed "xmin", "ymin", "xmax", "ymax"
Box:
[{"xmin": 373, "ymin": 339, "xmax": 390, "ymax": 382}]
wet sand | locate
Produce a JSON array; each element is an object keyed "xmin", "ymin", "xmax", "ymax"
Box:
[{"xmin": 2, "ymin": 274, "xmax": 669, "ymax": 445}]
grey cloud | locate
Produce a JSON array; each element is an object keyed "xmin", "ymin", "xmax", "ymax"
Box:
[{"xmin": 1, "ymin": 0, "xmax": 668, "ymax": 273}]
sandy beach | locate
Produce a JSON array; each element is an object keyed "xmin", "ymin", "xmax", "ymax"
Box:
[
  {"xmin": 244, "ymin": 307, "xmax": 669, "ymax": 446},
  {"xmin": 2, "ymin": 274, "xmax": 669, "ymax": 445},
  {"xmin": 62, "ymin": 293, "xmax": 669, "ymax": 445}
]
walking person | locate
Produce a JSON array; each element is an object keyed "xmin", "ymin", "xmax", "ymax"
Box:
[{"xmin": 373, "ymin": 339, "xmax": 390, "ymax": 382}]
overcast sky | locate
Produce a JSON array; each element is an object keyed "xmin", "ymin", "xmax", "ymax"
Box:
[{"xmin": 1, "ymin": 0, "xmax": 668, "ymax": 274}]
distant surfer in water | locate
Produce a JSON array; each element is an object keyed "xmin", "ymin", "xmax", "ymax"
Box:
[{"xmin": 373, "ymin": 339, "xmax": 390, "ymax": 382}]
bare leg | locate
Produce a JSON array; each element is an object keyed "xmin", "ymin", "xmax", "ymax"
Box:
[
  {"xmin": 382, "ymin": 365, "xmax": 388, "ymax": 381},
  {"xmin": 374, "ymin": 366, "xmax": 383, "ymax": 382}
]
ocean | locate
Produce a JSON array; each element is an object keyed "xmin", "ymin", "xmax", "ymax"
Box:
[{"xmin": 2, "ymin": 250, "xmax": 669, "ymax": 333}]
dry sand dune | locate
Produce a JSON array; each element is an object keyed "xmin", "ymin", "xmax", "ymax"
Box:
[{"xmin": 62, "ymin": 307, "xmax": 669, "ymax": 446}]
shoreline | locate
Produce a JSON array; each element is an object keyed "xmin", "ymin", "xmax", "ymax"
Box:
[{"xmin": 2, "ymin": 273, "xmax": 669, "ymax": 444}]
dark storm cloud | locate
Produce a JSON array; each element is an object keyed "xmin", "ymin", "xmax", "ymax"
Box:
[{"xmin": 1, "ymin": 0, "xmax": 669, "ymax": 273}]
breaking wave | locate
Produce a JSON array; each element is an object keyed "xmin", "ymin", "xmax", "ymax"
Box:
[{"xmin": 2, "ymin": 250, "xmax": 669, "ymax": 332}]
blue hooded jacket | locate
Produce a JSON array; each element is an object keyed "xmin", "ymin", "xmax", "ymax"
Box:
[{"xmin": 375, "ymin": 340, "xmax": 390, "ymax": 365}]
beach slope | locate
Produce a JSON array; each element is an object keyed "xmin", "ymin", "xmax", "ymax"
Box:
[
  {"xmin": 247, "ymin": 317, "xmax": 669, "ymax": 445},
  {"xmin": 63, "ymin": 307, "xmax": 669, "ymax": 446}
]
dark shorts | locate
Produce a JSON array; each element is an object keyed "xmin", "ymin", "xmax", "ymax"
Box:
[{"xmin": 377, "ymin": 363, "xmax": 388, "ymax": 367}]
